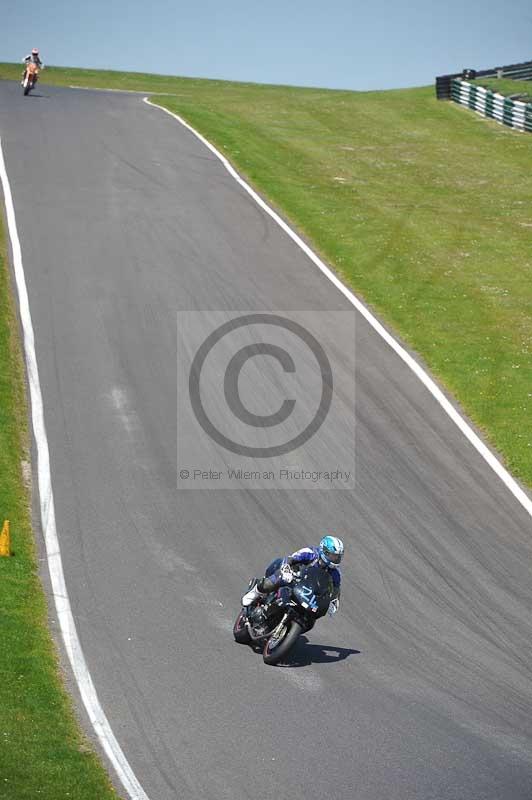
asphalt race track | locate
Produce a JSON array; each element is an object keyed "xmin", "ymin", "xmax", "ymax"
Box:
[{"xmin": 1, "ymin": 81, "xmax": 532, "ymax": 800}]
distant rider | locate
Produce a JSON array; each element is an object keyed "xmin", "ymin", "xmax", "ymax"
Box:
[
  {"xmin": 21, "ymin": 48, "xmax": 43, "ymax": 85},
  {"xmin": 241, "ymin": 535, "xmax": 344, "ymax": 616}
]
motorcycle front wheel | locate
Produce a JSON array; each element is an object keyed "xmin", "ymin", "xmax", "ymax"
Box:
[
  {"xmin": 233, "ymin": 608, "xmax": 252, "ymax": 644},
  {"xmin": 263, "ymin": 621, "xmax": 303, "ymax": 666}
]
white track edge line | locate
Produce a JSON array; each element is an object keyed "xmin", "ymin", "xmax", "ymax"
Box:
[
  {"xmin": 0, "ymin": 140, "xmax": 150, "ymax": 800},
  {"xmin": 143, "ymin": 96, "xmax": 532, "ymax": 519}
]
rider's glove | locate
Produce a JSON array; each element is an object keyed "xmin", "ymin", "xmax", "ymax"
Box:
[
  {"xmin": 328, "ymin": 598, "xmax": 339, "ymax": 617},
  {"xmin": 280, "ymin": 564, "xmax": 294, "ymax": 583}
]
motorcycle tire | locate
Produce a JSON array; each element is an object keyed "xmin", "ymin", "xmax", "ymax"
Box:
[
  {"xmin": 233, "ymin": 608, "xmax": 252, "ymax": 644},
  {"xmin": 263, "ymin": 621, "xmax": 303, "ymax": 666}
]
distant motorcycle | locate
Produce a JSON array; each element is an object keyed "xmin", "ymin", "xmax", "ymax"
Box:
[
  {"xmin": 233, "ymin": 564, "xmax": 333, "ymax": 665},
  {"xmin": 22, "ymin": 63, "xmax": 39, "ymax": 96}
]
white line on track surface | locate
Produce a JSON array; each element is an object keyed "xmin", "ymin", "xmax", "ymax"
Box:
[
  {"xmin": 0, "ymin": 139, "xmax": 150, "ymax": 800},
  {"xmin": 144, "ymin": 96, "xmax": 532, "ymax": 520}
]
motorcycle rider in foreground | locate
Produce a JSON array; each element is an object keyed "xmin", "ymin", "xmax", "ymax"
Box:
[
  {"xmin": 242, "ymin": 535, "xmax": 343, "ymax": 617},
  {"xmin": 21, "ymin": 48, "xmax": 43, "ymax": 85}
]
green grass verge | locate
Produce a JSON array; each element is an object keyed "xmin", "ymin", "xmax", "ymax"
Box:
[
  {"xmin": 1, "ymin": 61, "xmax": 531, "ymax": 487},
  {"xmin": 0, "ymin": 221, "xmax": 120, "ymax": 796},
  {"xmin": 471, "ymin": 77, "xmax": 532, "ymax": 101}
]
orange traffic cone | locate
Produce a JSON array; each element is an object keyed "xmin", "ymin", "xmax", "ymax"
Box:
[{"xmin": 0, "ymin": 520, "xmax": 11, "ymax": 557}]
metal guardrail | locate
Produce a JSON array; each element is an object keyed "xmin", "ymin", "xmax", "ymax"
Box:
[{"xmin": 450, "ymin": 78, "xmax": 532, "ymax": 132}]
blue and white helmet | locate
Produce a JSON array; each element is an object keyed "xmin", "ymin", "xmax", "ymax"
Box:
[{"xmin": 318, "ymin": 535, "xmax": 344, "ymax": 567}]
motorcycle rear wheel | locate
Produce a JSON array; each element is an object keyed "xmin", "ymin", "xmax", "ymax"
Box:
[
  {"xmin": 263, "ymin": 621, "xmax": 303, "ymax": 666},
  {"xmin": 233, "ymin": 608, "xmax": 252, "ymax": 644}
]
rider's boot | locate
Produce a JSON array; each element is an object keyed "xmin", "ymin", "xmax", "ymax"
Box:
[{"xmin": 241, "ymin": 581, "xmax": 266, "ymax": 607}]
